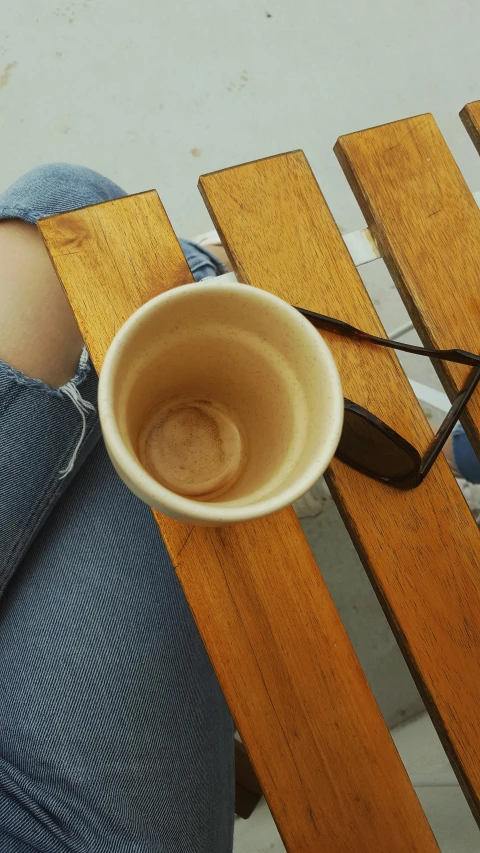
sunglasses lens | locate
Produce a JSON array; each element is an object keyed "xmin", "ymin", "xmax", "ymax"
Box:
[{"xmin": 336, "ymin": 408, "xmax": 420, "ymax": 481}]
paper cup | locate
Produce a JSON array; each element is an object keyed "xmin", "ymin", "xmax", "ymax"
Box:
[{"xmin": 98, "ymin": 279, "xmax": 343, "ymax": 525}]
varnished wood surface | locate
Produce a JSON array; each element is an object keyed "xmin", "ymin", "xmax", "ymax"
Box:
[
  {"xmin": 335, "ymin": 113, "xmax": 480, "ymax": 459},
  {"xmin": 40, "ymin": 191, "xmax": 439, "ymax": 851},
  {"xmin": 460, "ymin": 101, "xmax": 480, "ymax": 154},
  {"xmin": 199, "ymin": 149, "xmax": 480, "ymax": 824}
]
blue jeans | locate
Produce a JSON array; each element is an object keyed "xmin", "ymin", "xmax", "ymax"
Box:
[
  {"xmin": 453, "ymin": 425, "xmax": 480, "ymax": 483},
  {"xmin": 0, "ymin": 165, "xmax": 234, "ymax": 852}
]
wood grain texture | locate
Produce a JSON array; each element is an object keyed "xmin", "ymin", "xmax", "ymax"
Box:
[
  {"xmin": 460, "ymin": 101, "xmax": 480, "ymax": 154},
  {"xmin": 39, "ymin": 191, "xmax": 439, "ymax": 852},
  {"xmin": 38, "ymin": 192, "xmax": 192, "ymax": 368},
  {"xmin": 334, "ymin": 113, "xmax": 480, "ymax": 458},
  {"xmin": 199, "ymin": 151, "xmax": 480, "ymax": 825}
]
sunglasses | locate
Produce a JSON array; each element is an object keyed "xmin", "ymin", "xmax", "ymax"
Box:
[{"xmin": 296, "ymin": 307, "xmax": 480, "ymax": 489}]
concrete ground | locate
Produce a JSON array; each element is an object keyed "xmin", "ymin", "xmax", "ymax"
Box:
[
  {"xmin": 2, "ymin": 0, "xmax": 479, "ymax": 846},
  {"xmin": 1, "ymin": 0, "xmax": 480, "ymax": 240}
]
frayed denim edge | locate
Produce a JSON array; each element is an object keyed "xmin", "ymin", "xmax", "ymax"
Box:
[{"xmin": 0, "ymin": 347, "xmax": 92, "ymax": 400}]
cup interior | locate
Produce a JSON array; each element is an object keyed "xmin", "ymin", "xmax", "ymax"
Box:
[{"xmin": 102, "ymin": 281, "xmax": 343, "ymax": 521}]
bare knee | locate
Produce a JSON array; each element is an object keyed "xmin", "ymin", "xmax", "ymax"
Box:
[{"xmin": 0, "ymin": 220, "xmax": 83, "ymax": 388}]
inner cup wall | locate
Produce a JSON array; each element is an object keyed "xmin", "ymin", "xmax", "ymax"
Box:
[{"xmin": 111, "ymin": 285, "xmax": 336, "ymax": 507}]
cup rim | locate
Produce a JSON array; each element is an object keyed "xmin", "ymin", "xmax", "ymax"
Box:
[{"xmin": 98, "ymin": 280, "xmax": 344, "ymax": 524}]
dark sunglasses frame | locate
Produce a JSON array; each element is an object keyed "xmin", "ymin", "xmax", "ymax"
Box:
[{"xmin": 296, "ymin": 307, "xmax": 480, "ymax": 489}]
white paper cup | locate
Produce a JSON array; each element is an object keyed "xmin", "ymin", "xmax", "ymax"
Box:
[{"xmin": 98, "ymin": 279, "xmax": 343, "ymax": 525}]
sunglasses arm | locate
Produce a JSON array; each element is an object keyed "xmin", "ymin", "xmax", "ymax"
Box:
[{"xmin": 296, "ymin": 307, "xmax": 480, "ymax": 368}]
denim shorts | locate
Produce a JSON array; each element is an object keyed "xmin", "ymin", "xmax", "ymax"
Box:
[{"xmin": 0, "ymin": 165, "xmax": 234, "ymax": 852}]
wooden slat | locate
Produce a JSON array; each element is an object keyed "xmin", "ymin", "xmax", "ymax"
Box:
[
  {"xmin": 38, "ymin": 193, "xmax": 192, "ymax": 368},
  {"xmin": 334, "ymin": 114, "xmax": 480, "ymax": 457},
  {"xmin": 335, "ymin": 116, "xmax": 480, "ymax": 822},
  {"xmin": 199, "ymin": 151, "xmax": 480, "ymax": 826},
  {"xmin": 39, "ymin": 192, "xmax": 439, "ymax": 853},
  {"xmin": 460, "ymin": 101, "xmax": 480, "ymax": 154}
]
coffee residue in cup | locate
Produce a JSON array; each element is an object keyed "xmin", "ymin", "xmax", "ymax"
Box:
[{"xmin": 138, "ymin": 397, "xmax": 246, "ymax": 499}]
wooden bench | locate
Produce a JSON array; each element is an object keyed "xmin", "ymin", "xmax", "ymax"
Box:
[{"xmin": 39, "ymin": 102, "xmax": 480, "ymax": 852}]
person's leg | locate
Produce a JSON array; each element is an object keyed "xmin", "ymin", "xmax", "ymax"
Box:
[
  {"xmin": 0, "ymin": 441, "xmax": 234, "ymax": 853},
  {"xmin": 450, "ymin": 425, "xmax": 480, "ymax": 484},
  {"xmin": 0, "ymin": 220, "xmax": 83, "ymax": 387},
  {"xmin": 0, "ymin": 165, "xmax": 225, "ymax": 387},
  {"xmin": 0, "ymin": 163, "xmax": 226, "ymax": 590},
  {"xmin": 0, "ymin": 164, "xmax": 234, "ymax": 852}
]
